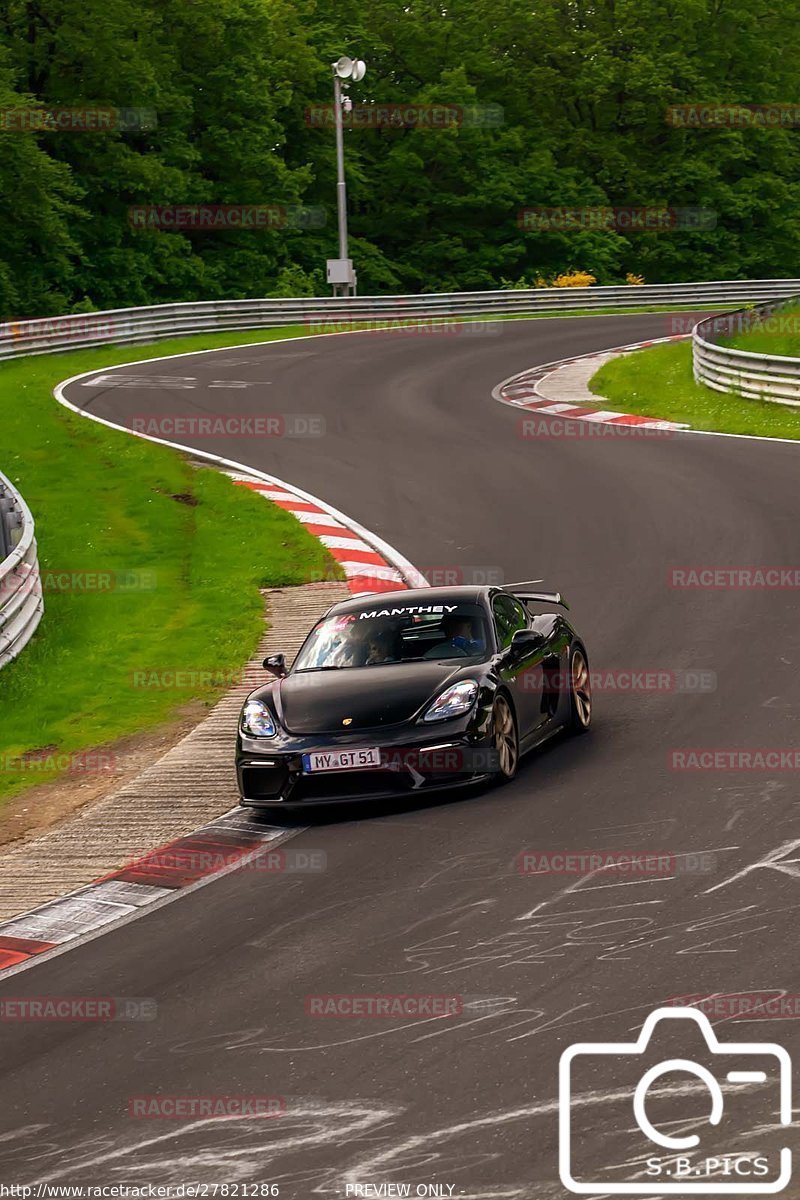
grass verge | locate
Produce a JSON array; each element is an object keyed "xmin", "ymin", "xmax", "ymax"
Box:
[
  {"xmin": 590, "ymin": 339, "xmax": 800, "ymax": 439},
  {"xmin": 0, "ymin": 303, "xmax": 744, "ymax": 809},
  {"xmin": 718, "ymin": 303, "xmax": 800, "ymax": 357},
  {"xmin": 0, "ymin": 326, "xmax": 340, "ymax": 808}
]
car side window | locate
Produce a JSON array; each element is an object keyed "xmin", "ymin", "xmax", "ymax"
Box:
[{"xmin": 492, "ymin": 595, "xmax": 528, "ymax": 649}]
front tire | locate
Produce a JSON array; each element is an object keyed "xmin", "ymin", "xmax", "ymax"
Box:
[
  {"xmin": 491, "ymin": 693, "xmax": 519, "ymax": 782},
  {"xmin": 568, "ymin": 645, "xmax": 592, "ymax": 733}
]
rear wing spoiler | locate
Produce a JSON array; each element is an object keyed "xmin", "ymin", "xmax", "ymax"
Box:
[{"xmin": 505, "ymin": 581, "xmax": 570, "ymax": 610}]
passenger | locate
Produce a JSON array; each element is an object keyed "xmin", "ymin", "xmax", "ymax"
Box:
[{"xmin": 345, "ymin": 621, "xmax": 397, "ymax": 666}]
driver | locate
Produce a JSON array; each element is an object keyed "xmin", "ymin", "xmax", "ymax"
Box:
[{"xmin": 424, "ymin": 613, "xmax": 486, "ymax": 658}]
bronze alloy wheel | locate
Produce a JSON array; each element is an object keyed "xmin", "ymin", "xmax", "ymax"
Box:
[
  {"xmin": 492, "ymin": 693, "xmax": 519, "ymax": 780},
  {"xmin": 570, "ymin": 647, "xmax": 592, "ymax": 731}
]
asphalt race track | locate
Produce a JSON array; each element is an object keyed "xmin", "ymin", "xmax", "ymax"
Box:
[{"xmin": 2, "ymin": 312, "xmax": 800, "ymax": 1195}]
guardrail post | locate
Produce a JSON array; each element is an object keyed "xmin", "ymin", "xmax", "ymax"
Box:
[
  {"xmin": 0, "ymin": 487, "xmax": 13, "ymax": 560},
  {"xmin": 0, "ymin": 470, "xmax": 44, "ymax": 670}
]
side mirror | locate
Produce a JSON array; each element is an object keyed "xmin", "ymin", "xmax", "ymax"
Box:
[
  {"xmin": 510, "ymin": 628, "xmax": 545, "ymax": 655},
  {"xmin": 263, "ymin": 653, "xmax": 287, "ymax": 677}
]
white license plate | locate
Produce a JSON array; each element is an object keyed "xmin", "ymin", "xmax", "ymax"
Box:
[{"xmin": 302, "ymin": 747, "xmax": 382, "ymax": 773}]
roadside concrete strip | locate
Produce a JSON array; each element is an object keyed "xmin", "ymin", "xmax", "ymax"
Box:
[
  {"xmin": 0, "ymin": 361, "xmax": 430, "ymax": 977},
  {"xmin": 493, "ymin": 334, "xmax": 691, "ymax": 430},
  {"xmin": 0, "ymin": 582, "xmax": 348, "ymax": 931},
  {"xmin": 535, "ymin": 351, "xmax": 620, "ymax": 404}
]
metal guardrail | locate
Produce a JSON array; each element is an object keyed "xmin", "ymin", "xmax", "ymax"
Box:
[
  {"xmin": 2, "ymin": 276, "xmax": 800, "ymax": 670},
  {"xmin": 0, "ymin": 470, "xmax": 43, "ymax": 670},
  {"xmin": 4, "ymin": 278, "xmax": 800, "ymax": 361},
  {"xmin": 693, "ymin": 297, "xmax": 800, "ymax": 405}
]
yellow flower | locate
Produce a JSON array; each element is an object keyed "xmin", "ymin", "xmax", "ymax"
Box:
[{"xmin": 552, "ymin": 271, "xmax": 596, "ymax": 288}]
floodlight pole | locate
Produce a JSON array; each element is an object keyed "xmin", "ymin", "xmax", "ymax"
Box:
[
  {"xmin": 326, "ymin": 56, "xmax": 364, "ymax": 297},
  {"xmin": 332, "ymin": 72, "xmax": 350, "ymax": 284}
]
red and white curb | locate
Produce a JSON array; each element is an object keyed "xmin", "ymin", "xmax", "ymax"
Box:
[
  {"xmin": 0, "ymin": 810, "xmax": 297, "ymax": 976},
  {"xmin": 0, "ymin": 355, "xmax": 431, "ymax": 979},
  {"xmin": 493, "ymin": 334, "xmax": 691, "ymax": 430},
  {"xmin": 226, "ymin": 472, "xmax": 425, "ymax": 596},
  {"xmin": 1, "ymin": 323, "xmax": 728, "ymax": 979}
]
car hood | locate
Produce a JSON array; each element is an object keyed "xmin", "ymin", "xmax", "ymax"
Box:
[{"xmin": 270, "ymin": 661, "xmax": 474, "ymax": 735}]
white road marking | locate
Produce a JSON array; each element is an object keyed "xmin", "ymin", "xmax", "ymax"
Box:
[{"xmin": 81, "ymin": 374, "xmax": 197, "ymax": 389}]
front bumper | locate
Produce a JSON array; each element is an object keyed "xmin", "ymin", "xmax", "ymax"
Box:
[{"xmin": 236, "ymin": 721, "xmax": 495, "ymax": 806}]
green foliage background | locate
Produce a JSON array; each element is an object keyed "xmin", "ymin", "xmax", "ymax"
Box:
[{"xmin": 1, "ymin": 0, "xmax": 798, "ymax": 314}]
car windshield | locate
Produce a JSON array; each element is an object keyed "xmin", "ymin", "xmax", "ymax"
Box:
[{"xmin": 293, "ymin": 601, "xmax": 491, "ymax": 670}]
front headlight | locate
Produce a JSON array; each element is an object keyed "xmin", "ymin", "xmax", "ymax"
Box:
[
  {"xmin": 423, "ymin": 679, "xmax": 479, "ymax": 722},
  {"xmin": 241, "ymin": 699, "xmax": 277, "ymax": 738}
]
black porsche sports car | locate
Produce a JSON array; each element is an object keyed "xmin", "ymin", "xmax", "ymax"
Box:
[{"xmin": 236, "ymin": 584, "xmax": 591, "ymax": 807}]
